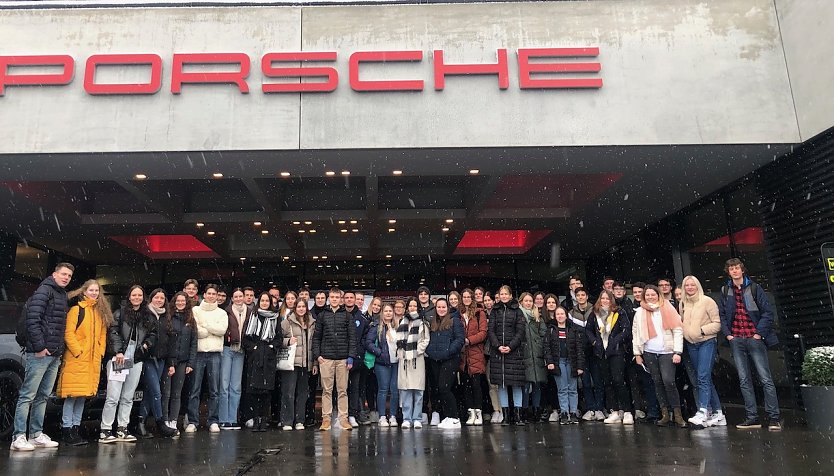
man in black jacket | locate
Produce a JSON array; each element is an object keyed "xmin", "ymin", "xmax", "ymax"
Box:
[
  {"xmin": 11, "ymin": 262, "xmax": 73, "ymax": 452},
  {"xmin": 344, "ymin": 290, "xmax": 370, "ymax": 426},
  {"xmin": 312, "ymin": 287, "xmax": 356, "ymax": 431}
]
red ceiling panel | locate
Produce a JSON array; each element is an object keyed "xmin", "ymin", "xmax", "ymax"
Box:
[
  {"xmin": 110, "ymin": 235, "xmax": 220, "ymax": 259},
  {"xmin": 454, "ymin": 230, "xmax": 552, "ymax": 255}
]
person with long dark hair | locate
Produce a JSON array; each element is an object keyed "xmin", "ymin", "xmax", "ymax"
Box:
[
  {"xmin": 365, "ymin": 303, "xmax": 401, "ymax": 427},
  {"xmin": 397, "ymin": 298, "xmax": 431, "ymax": 429},
  {"xmin": 243, "ymin": 292, "xmax": 282, "ymax": 432},
  {"xmin": 220, "ymin": 288, "xmax": 247, "ymax": 430},
  {"xmin": 99, "ymin": 285, "xmax": 158, "ymax": 443},
  {"xmin": 280, "ymin": 299, "xmax": 317, "ymax": 430},
  {"xmin": 544, "ymin": 306, "xmax": 585, "ymax": 424},
  {"xmin": 488, "ymin": 285, "xmax": 527, "ymax": 426},
  {"xmin": 137, "ymin": 288, "xmax": 175, "ymax": 438},
  {"xmin": 161, "ymin": 291, "xmax": 197, "ymax": 436},
  {"xmin": 459, "ymin": 288, "xmax": 488, "ymax": 426},
  {"xmin": 425, "ymin": 298, "xmax": 465, "ymax": 429}
]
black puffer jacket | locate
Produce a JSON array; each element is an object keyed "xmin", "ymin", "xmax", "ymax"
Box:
[
  {"xmin": 543, "ymin": 320, "xmax": 586, "ymax": 377},
  {"xmin": 165, "ymin": 311, "xmax": 198, "ymax": 368},
  {"xmin": 585, "ymin": 310, "xmax": 631, "ymax": 359},
  {"xmin": 25, "ymin": 276, "xmax": 69, "ymax": 354},
  {"xmin": 108, "ymin": 304, "xmax": 158, "ymax": 363},
  {"xmin": 487, "ymin": 300, "xmax": 527, "ymax": 387},
  {"xmin": 312, "ymin": 305, "xmax": 357, "ymax": 361}
]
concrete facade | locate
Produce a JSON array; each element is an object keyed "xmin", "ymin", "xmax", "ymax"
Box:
[{"xmin": 0, "ymin": 0, "xmax": 804, "ymax": 153}]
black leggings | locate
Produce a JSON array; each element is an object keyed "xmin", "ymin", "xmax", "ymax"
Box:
[
  {"xmin": 428, "ymin": 358, "xmax": 458, "ymax": 419},
  {"xmin": 461, "ymin": 373, "xmax": 484, "ymax": 410},
  {"xmin": 600, "ymin": 355, "xmax": 632, "ymax": 412},
  {"xmin": 162, "ymin": 362, "xmax": 187, "ymax": 422},
  {"xmin": 250, "ymin": 392, "xmax": 271, "ymax": 419}
]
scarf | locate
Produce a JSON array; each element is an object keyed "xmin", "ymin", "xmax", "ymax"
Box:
[
  {"xmin": 570, "ymin": 290, "xmax": 578, "ymax": 308},
  {"xmin": 521, "ymin": 307, "xmax": 534, "ymax": 322},
  {"xmin": 148, "ymin": 303, "xmax": 166, "ymax": 320},
  {"xmin": 640, "ymin": 300, "xmax": 682, "ymax": 339},
  {"xmin": 397, "ymin": 311, "xmax": 425, "ymax": 369},
  {"xmin": 596, "ymin": 307, "xmax": 618, "ymax": 349},
  {"xmin": 244, "ymin": 308, "xmax": 280, "ymax": 342},
  {"xmin": 199, "ymin": 300, "xmax": 218, "ymax": 312}
]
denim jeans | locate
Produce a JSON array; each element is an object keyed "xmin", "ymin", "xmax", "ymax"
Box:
[
  {"xmin": 730, "ymin": 337, "xmax": 780, "ymax": 420},
  {"xmin": 687, "ymin": 339, "xmax": 722, "ymax": 412},
  {"xmin": 62, "ymin": 397, "xmax": 86, "ymax": 428},
  {"xmin": 374, "ymin": 363, "xmax": 400, "ymax": 418},
  {"xmin": 188, "ymin": 352, "xmax": 221, "ymax": 426},
  {"xmin": 524, "ymin": 382, "xmax": 542, "ymax": 408},
  {"xmin": 219, "ymin": 347, "xmax": 244, "ymax": 425},
  {"xmin": 643, "ymin": 352, "xmax": 681, "ymax": 409},
  {"xmin": 14, "ymin": 354, "xmax": 61, "ymax": 438},
  {"xmin": 498, "ymin": 385, "xmax": 523, "ymax": 408},
  {"xmin": 101, "ymin": 360, "xmax": 144, "ymax": 430},
  {"xmin": 399, "ymin": 389, "xmax": 424, "ymax": 422},
  {"xmin": 141, "ymin": 358, "xmax": 164, "ymax": 420},
  {"xmin": 583, "ymin": 354, "xmax": 605, "ymax": 412},
  {"xmin": 555, "ymin": 358, "xmax": 579, "ymax": 414}
]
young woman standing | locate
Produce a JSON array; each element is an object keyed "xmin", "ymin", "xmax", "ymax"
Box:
[
  {"xmin": 162, "ymin": 292, "xmax": 197, "ymax": 435},
  {"xmin": 220, "ymin": 288, "xmax": 247, "ymax": 430},
  {"xmin": 459, "ymin": 288, "xmax": 488, "ymax": 425},
  {"xmin": 632, "ymin": 285, "xmax": 686, "ymax": 428},
  {"xmin": 544, "ymin": 306, "xmax": 585, "ymax": 424},
  {"xmin": 397, "ymin": 298, "xmax": 430, "ymax": 429},
  {"xmin": 482, "ymin": 292, "xmax": 503, "ymax": 423},
  {"xmin": 280, "ymin": 299, "xmax": 317, "ymax": 430},
  {"xmin": 278, "ymin": 290, "xmax": 297, "ymax": 320},
  {"xmin": 99, "ymin": 285, "xmax": 158, "ymax": 443},
  {"xmin": 57, "ymin": 280, "xmax": 113, "ymax": 446},
  {"xmin": 520, "ymin": 292, "xmax": 547, "ymax": 423},
  {"xmin": 138, "ymin": 288, "xmax": 172, "ymax": 438},
  {"xmin": 243, "ymin": 292, "xmax": 282, "ymax": 432},
  {"xmin": 488, "ymin": 285, "xmax": 527, "ymax": 426},
  {"xmin": 365, "ymin": 304, "xmax": 401, "ymax": 427},
  {"xmin": 425, "ymin": 298, "xmax": 465, "ymax": 429}
]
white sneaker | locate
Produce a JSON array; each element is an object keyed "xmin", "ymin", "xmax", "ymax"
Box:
[
  {"xmin": 430, "ymin": 412, "xmax": 441, "ymax": 426},
  {"xmin": 706, "ymin": 411, "xmax": 727, "ymax": 427},
  {"xmin": 378, "ymin": 417, "xmax": 389, "ymax": 427},
  {"xmin": 184, "ymin": 424, "xmax": 197, "ymax": 433},
  {"xmin": 245, "ymin": 419, "xmax": 254, "ymax": 428},
  {"xmin": 473, "ymin": 410, "xmax": 483, "ymax": 426},
  {"xmin": 9, "ymin": 435, "xmax": 34, "ymax": 452},
  {"xmin": 167, "ymin": 420, "xmax": 177, "ymax": 429},
  {"xmin": 348, "ymin": 417, "xmax": 359, "ymax": 428},
  {"xmin": 581, "ymin": 410, "xmax": 596, "ymax": 421},
  {"xmin": 635, "ymin": 410, "xmax": 647, "ymax": 419},
  {"xmin": 282, "ymin": 425, "xmax": 292, "ymax": 431},
  {"xmin": 401, "ymin": 420, "xmax": 412, "ymax": 429},
  {"xmin": 594, "ymin": 411, "xmax": 606, "ymax": 421},
  {"xmin": 31, "ymin": 433, "xmax": 59, "ymax": 448},
  {"xmin": 465, "ymin": 409, "xmax": 476, "ymax": 425},
  {"xmin": 550, "ymin": 410, "xmax": 562, "ymax": 422},
  {"xmin": 295, "ymin": 423, "xmax": 305, "ymax": 430},
  {"xmin": 604, "ymin": 411, "xmax": 623, "ymax": 424},
  {"xmin": 622, "ymin": 412, "xmax": 634, "ymax": 425},
  {"xmin": 369, "ymin": 411, "xmax": 380, "ymax": 423},
  {"xmin": 437, "ymin": 417, "xmax": 461, "ymax": 429},
  {"xmin": 421, "ymin": 413, "xmax": 429, "ymax": 425},
  {"xmin": 493, "ymin": 411, "xmax": 503, "ymax": 424},
  {"xmin": 688, "ymin": 409, "xmax": 709, "ymax": 427},
  {"xmin": 209, "ymin": 423, "xmax": 220, "ymax": 433},
  {"xmin": 413, "ymin": 420, "xmax": 423, "ymax": 429}
]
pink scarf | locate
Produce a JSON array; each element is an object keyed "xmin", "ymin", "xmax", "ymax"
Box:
[{"xmin": 640, "ymin": 300, "xmax": 682, "ymax": 339}]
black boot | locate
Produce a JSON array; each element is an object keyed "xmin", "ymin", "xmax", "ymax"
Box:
[
  {"xmin": 62, "ymin": 427, "xmax": 78, "ymax": 446},
  {"xmin": 255, "ymin": 417, "xmax": 267, "ymax": 432},
  {"xmin": 71, "ymin": 425, "xmax": 88, "ymax": 446},
  {"xmin": 137, "ymin": 418, "xmax": 153, "ymax": 439},
  {"xmin": 532, "ymin": 407, "xmax": 542, "ymax": 424},
  {"xmin": 513, "ymin": 408, "xmax": 526, "ymax": 426},
  {"xmin": 501, "ymin": 408, "xmax": 511, "ymax": 426},
  {"xmin": 158, "ymin": 421, "xmax": 177, "ymax": 438}
]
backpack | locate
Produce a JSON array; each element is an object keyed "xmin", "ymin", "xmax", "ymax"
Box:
[
  {"xmin": 721, "ymin": 281, "xmax": 761, "ymax": 310},
  {"xmin": 15, "ymin": 291, "xmax": 55, "ymax": 348}
]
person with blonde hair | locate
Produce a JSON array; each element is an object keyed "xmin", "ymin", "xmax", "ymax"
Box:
[
  {"xmin": 680, "ymin": 275, "xmax": 725, "ymax": 427},
  {"xmin": 57, "ymin": 279, "xmax": 113, "ymax": 446},
  {"xmin": 365, "ymin": 303, "xmax": 402, "ymax": 426}
]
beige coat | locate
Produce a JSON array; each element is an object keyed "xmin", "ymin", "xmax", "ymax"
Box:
[
  {"xmin": 679, "ymin": 295, "xmax": 721, "ymax": 344},
  {"xmin": 281, "ymin": 314, "xmax": 317, "ymax": 370},
  {"xmin": 397, "ymin": 321, "xmax": 430, "ymax": 390},
  {"xmin": 632, "ymin": 307, "xmax": 684, "ymax": 355}
]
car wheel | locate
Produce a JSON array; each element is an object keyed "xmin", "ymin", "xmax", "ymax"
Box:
[{"xmin": 0, "ymin": 370, "xmax": 23, "ymax": 441}]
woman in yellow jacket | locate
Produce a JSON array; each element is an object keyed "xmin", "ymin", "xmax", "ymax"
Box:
[{"xmin": 57, "ymin": 279, "xmax": 113, "ymax": 446}]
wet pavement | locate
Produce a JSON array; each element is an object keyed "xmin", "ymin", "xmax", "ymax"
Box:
[{"xmin": 2, "ymin": 408, "xmax": 832, "ymax": 476}]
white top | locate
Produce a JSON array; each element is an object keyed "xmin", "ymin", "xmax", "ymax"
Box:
[
  {"xmin": 386, "ymin": 327, "xmax": 399, "ymax": 363},
  {"xmin": 644, "ymin": 311, "xmax": 671, "ymax": 354}
]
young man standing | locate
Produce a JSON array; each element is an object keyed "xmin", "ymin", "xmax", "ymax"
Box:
[
  {"xmin": 243, "ymin": 287, "xmax": 256, "ymax": 313},
  {"xmin": 719, "ymin": 258, "xmax": 781, "ymax": 431},
  {"xmin": 657, "ymin": 278, "xmax": 679, "ymax": 311},
  {"xmin": 184, "ymin": 279, "xmax": 200, "ymax": 305},
  {"xmin": 186, "ymin": 284, "xmax": 229, "ymax": 433},
  {"xmin": 561, "ymin": 276, "xmax": 583, "ymax": 312},
  {"xmin": 344, "ymin": 291, "xmax": 370, "ymax": 426},
  {"xmin": 216, "ymin": 288, "xmax": 228, "ymax": 309},
  {"xmin": 313, "ymin": 288, "xmax": 356, "ymax": 431},
  {"xmin": 10, "ymin": 263, "xmax": 73, "ymax": 451}
]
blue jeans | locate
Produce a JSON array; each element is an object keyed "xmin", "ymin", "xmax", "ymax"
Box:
[
  {"xmin": 399, "ymin": 389, "xmax": 423, "ymax": 422},
  {"xmin": 141, "ymin": 358, "xmax": 164, "ymax": 419},
  {"xmin": 62, "ymin": 397, "xmax": 86, "ymax": 428},
  {"xmin": 14, "ymin": 354, "xmax": 61, "ymax": 438},
  {"xmin": 730, "ymin": 337, "xmax": 780, "ymax": 420},
  {"xmin": 555, "ymin": 358, "xmax": 579, "ymax": 414},
  {"xmin": 374, "ymin": 363, "xmax": 399, "ymax": 418},
  {"xmin": 687, "ymin": 339, "xmax": 722, "ymax": 412},
  {"xmin": 498, "ymin": 385, "xmax": 523, "ymax": 408},
  {"xmin": 524, "ymin": 382, "xmax": 542, "ymax": 408},
  {"xmin": 188, "ymin": 352, "xmax": 221, "ymax": 426},
  {"xmin": 219, "ymin": 347, "xmax": 244, "ymax": 425}
]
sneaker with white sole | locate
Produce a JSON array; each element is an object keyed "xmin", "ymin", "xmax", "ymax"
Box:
[
  {"xmin": 413, "ymin": 421, "xmax": 423, "ymax": 429},
  {"xmin": 295, "ymin": 423, "xmax": 305, "ymax": 430},
  {"xmin": 473, "ymin": 410, "xmax": 483, "ymax": 425},
  {"xmin": 98, "ymin": 430, "xmax": 118, "ymax": 444},
  {"xmin": 437, "ymin": 418, "xmax": 461, "ymax": 429},
  {"xmin": 622, "ymin": 412, "xmax": 634, "ymax": 425},
  {"xmin": 430, "ymin": 412, "xmax": 441, "ymax": 426},
  {"xmin": 706, "ymin": 411, "xmax": 727, "ymax": 427},
  {"xmin": 31, "ymin": 433, "xmax": 59, "ymax": 448},
  {"xmin": 115, "ymin": 427, "xmax": 137, "ymax": 442},
  {"xmin": 604, "ymin": 411, "xmax": 623, "ymax": 424},
  {"xmin": 401, "ymin": 420, "xmax": 412, "ymax": 429},
  {"xmin": 378, "ymin": 416, "xmax": 389, "ymax": 427},
  {"xmin": 688, "ymin": 409, "xmax": 709, "ymax": 427},
  {"xmin": 184, "ymin": 423, "xmax": 197, "ymax": 433},
  {"xmin": 282, "ymin": 425, "xmax": 292, "ymax": 431},
  {"xmin": 348, "ymin": 416, "xmax": 359, "ymax": 428},
  {"xmin": 10, "ymin": 435, "xmax": 35, "ymax": 452},
  {"xmin": 549, "ymin": 410, "xmax": 561, "ymax": 422},
  {"xmin": 581, "ymin": 410, "xmax": 596, "ymax": 421},
  {"xmin": 245, "ymin": 419, "xmax": 254, "ymax": 428},
  {"xmin": 209, "ymin": 423, "xmax": 220, "ymax": 433},
  {"xmin": 635, "ymin": 410, "xmax": 647, "ymax": 420},
  {"xmin": 594, "ymin": 411, "xmax": 606, "ymax": 421},
  {"xmin": 421, "ymin": 413, "xmax": 429, "ymax": 425}
]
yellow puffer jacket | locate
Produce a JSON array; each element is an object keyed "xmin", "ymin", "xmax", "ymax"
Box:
[{"xmin": 57, "ymin": 299, "xmax": 107, "ymax": 398}]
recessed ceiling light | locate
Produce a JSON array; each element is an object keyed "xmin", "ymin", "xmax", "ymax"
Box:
[
  {"xmin": 393, "ymin": 170, "xmax": 403, "ymax": 175},
  {"xmin": 291, "ymin": 221, "xmax": 300, "ymax": 225},
  {"xmin": 358, "ymin": 264, "xmax": 363, "ymax": 268},
  {"xmin": 282, "ymin": 256, "xmax": 289, "ymax": 260},
  {"xmin": 341, "ymin": 171, "xmax": 350, "ymax": 176},
  {"xmin": 250, "ymin": 266, "xmax": 256, "ymax": 269},
  {"xmin": 261, "ymin": 230, "xmax": 269, "ymax": 234},
  {"xmin": 304, "ymin": 221, "xmax": 312, "ymax": 225},
  {"xmin": 441, "ymin": 227, "xmax": 450, "ymax": 232},
  {"xmin": 321, "ymin": 256, "xmax": 327, "ymax": 259},
  {"xmin": 350, "ymin": 220, "xmax": 357, "ymax": 224},
  {"xmin": 388, "ymin": 228, "xmax": 396, "ymax": 233},
  {"xmin": 280, "ymin": 172, "xmax": 291, "ymax": 177},
  {"xmin": 325, "ymin": 171, "xmax": 336, "ymax": 176},
  {"xmin": 240, "ymin": 257, "xmax": 246, "ymax": 261},
  {"xmin": 196, "ymin": 222, "xmax": 205, "ymax": 227},
  {"xmin": 352, "ymin": 229, "xmax": 359, "ymax": 233},
  {"xmin": 338, "ymin": 220, "xmax": 346, "ymax": 224},
  {"xmin": 469, "ymin": 169, "xmax": 479, "ymax": 175},
  {"xmin": 291, "ymin": 265, "xmax": 297, "ymax": 268},
  {"xmin": 313, "ymin": 256, "xmax": 319, "ymax": 260},
  {"xmin": 388, "ymin": 219, "xmax": 396, "ymax": 224},
  {"xmin": 356, "ymin": 255, "xmax": 362, "ymax": 259},
  {"xmin": 385, "ymin": 254, "xmax": 392, "ymax": 258},
  {"xmin": 340, "ymin": 229, "xmax": 348, "ymax": 233},
  {"xmin": 309, "ymin": 229, "xmax": 316, "ymax": 233},
  {"xmin": 134, "ymin": 174, "xmax": 147, "ymax": 180},
  {"xmin": 445, "ymin": 219, "xmax": 454, "ymax": 223},
  {"xmin": 253, "ymin": 221, "xmax": 262, "ymax": 226},
  {"xmin": 207, "ymin": 231, "xmax": 216, "ymax": 235},
  {"xmin": 212, "ymin": 172, "xmax": 223, "ymax": 178},
  {"xmin": 299, "ymin": 230, "xmax": 305, "ymax": 233},
  {"xmin": 385, "ymin": 264, "xmax": 391, "ymax": 267}
]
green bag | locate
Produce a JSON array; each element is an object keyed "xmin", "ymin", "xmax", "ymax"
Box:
[{"xmin": 364, "ymin": 350, "xmax": 376, "ymax": 370}]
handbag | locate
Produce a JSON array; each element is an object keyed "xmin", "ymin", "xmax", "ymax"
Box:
[
  {"xmin": 364, "ymin": 350, "xmax": 376, "ymax": 370},
  {"xmin": 277, "ymin": 343, "xmax": 297, "ymax": 371}
]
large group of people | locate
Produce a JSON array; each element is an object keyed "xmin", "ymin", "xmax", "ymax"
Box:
[{"xmin": 10, "ymin": 257, "xmax": 783, "ymax": 451}]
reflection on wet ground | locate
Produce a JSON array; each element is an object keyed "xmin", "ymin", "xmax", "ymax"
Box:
[{"xmin": 2, "ymin": 410, "xmax": 832, "ymax": 475}]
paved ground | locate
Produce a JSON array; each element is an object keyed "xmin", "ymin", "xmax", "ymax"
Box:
[{"xmin": 2, "ymin": 409, "xmax": 832, "ymax": 475}]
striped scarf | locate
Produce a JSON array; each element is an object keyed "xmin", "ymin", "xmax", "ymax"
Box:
[
  {"xmin": 397, "ymin": 312, "xmax": 425, "ymax": 369},
  {"xmin": 244, "ymin": 308, "xmax": 280, "ymax": 342}
]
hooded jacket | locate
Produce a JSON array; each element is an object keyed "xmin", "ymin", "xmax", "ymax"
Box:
[
  {"xmin": 487, "ymin": 299, "xmax": 527, "ymax": 387},
  {"xmin": 25, "ymin": 275, "xmax": 70, "ymax": 354},
  {"xmin": 57, "ymin": 298, "xmax": 107, "ymax": 397},
  {"xmin": 718, "ymin": 276, "xmax": 778, "ymax": 347}
]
